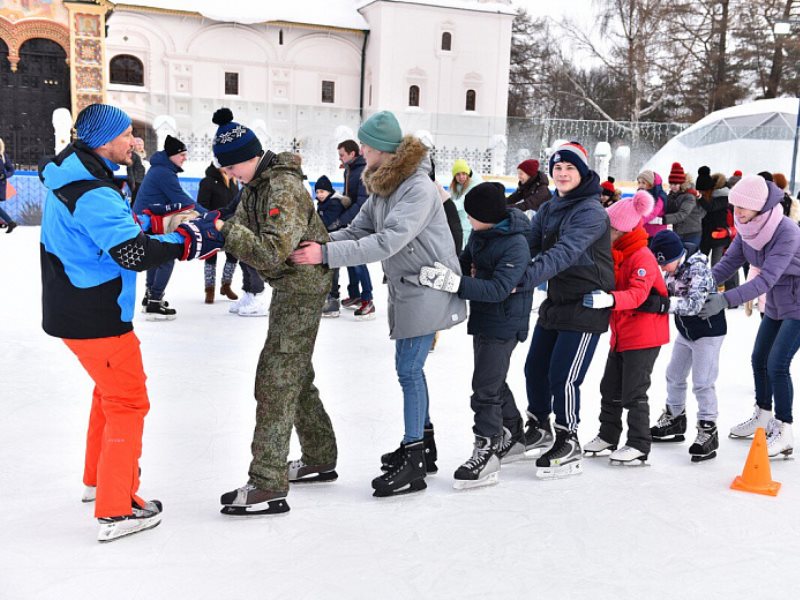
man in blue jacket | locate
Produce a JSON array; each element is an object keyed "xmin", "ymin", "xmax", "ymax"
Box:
[
  {"xmin": 521, "ymin": 141, "xmax": 614, "ymax": 479},
  {"xmin": 39, "ymin": 103, "xmax": 222, "ymax": 541},
  {"xmin": 133, "ymin": 135, "xmax": 201, "ymax": 318}
]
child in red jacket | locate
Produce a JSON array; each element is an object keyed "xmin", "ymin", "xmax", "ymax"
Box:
[{"xmin": 582, "ymin": 190, "xmax": 670, "ymax": 464}]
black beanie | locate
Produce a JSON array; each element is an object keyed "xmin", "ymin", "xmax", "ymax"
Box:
[
  {"xmin": 164, "ymin": 135, "xmax": 187, "ymax": 156},
  {"xmin": 696, "ymin": 166, "xmax": 714, "ymax": 191},
  {"xmin": 758, "ymin": 171, "xmax": 774, "ymax": 182},
  {"xmin": 464, "ymin": 182, "xmax": 508, "ymax": 224},
  {"xmin": 315, "ymin": 175, "xmax": 334, "ymax": 194},
  {"xmin": 649, "ymin": 230, "xmax": 686, "ymax": 265}
]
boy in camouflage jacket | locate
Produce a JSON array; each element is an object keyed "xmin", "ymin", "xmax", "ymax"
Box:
[{"xmin": 209, "ymin": 109, "xmax": 338, "ymax": 516}]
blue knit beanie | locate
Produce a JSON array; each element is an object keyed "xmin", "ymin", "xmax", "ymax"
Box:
[
  {"xmin": 358, "ymin": 111, "xmax": 402, "ymax": 153},
  {"xmin": 212, "ymin": 108, "xmax": 263, "ymax": 167},
  {"xmin": 315, "ymin": 175, "xmax": 334, "ymax": 194},
  {"xmin": 75, "ymin": 104, "xmax": 132, "ymax": 149}
]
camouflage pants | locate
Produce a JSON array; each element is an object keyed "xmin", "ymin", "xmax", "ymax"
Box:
[{"xmin": 248, "ymin": 288, "xmax": 337, "ymax": 493}]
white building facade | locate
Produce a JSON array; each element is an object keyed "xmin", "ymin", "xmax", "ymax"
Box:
[{"xmin": 104, "ymin": 0, "xmax": 514, "ymax": 179}]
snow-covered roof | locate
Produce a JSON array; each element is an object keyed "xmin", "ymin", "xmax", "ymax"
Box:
[
  {"xmin": 356, "ymin": 0, "xmax": 516, "ymax": 15},
  {"xmin": 111, "ymin": 0, "xmax": 371, "ymax": 30}
]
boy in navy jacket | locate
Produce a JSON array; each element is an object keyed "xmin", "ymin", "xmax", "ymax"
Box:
[{"xmin": 420, "ymin": 182, "xmax": 533, "ymax": 489}]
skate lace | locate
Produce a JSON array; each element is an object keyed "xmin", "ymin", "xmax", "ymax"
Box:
[
  {"xmin": 766, "ymin": 418, "xmax": 781, "ymax": 443},
  {"xmin": 463, "ymin": 446, "xmax": 492, "ymax": 470},
  {"xmin": 695, "ymin": 430, "xmax": 711, "ymax": 445},
  {"xmin": 288, "ymin": 459, "xmax": 304, "ymax": 470},
  {"xmin": 656, "ymin": 409, "xmax": 673, "ymax": 428}
]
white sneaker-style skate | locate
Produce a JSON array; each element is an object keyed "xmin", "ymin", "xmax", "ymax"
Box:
[
  {"xmin": 609, "ymin": 445, "xmax": 648, "ymax": 466},
  {"xmin": 238, "ymin": 292, "xmax": 268, "ymax": 317},
  {"xmin": 82, "ymin": 485, "xmax": 96, "ymax": 503},
  {"xmin": 729, "ymin": 405, "xmax": 773, "ymax": 439},
  {"xmin": 229, "ymin": 292, "xmax": 253, "ymax": 314},
  {"xmin": 97, "ymin": 500, "xmax": 163, "ymax": 542},
  {"xmin": 583, "ymin": 435, "xmax": 617, "ymax": 456},
  {"xmin": 766, "ymin": 419, "xmax": 794, "ymax": 458}
]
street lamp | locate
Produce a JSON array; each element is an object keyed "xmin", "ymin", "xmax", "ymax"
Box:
[{"xmin": 775, "ymin": 20, "xmax": 800, "ymax": 195}]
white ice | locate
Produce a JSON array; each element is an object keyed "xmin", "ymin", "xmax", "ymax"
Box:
[{"xmin": 2, "ymin": 226, "xmax": 799, "ymax": 599}]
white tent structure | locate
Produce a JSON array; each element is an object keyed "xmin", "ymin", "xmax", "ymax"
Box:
[{"xmin": 642, "ymin": 98, "xmax": 800, "ymax": 192}]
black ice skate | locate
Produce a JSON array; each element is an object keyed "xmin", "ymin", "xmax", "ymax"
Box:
[
  {"xmin": 97, "ymin": 499, "xmax": 163, "ymax": 542},
  {"xmin": 689, "ymin": 420, "xmax": 719, "ymax": 462},
  {"xmin": 535, "ymin": 425, "xmax": 582, "ymax": 479},
  {"xmin": 220, "ymin": 484, "xmax": 290, "ymax": 516},
  {"xmin": 321, "ymin": 295, "xmax": 340, "ymax": 318},
  {"xmin": 453, "ymin": 434, "xmax": 501, "ymax": 490},
  {"xmin": 145, "ymin": 299, "xmax": 177, "ymax": 321},
  {"xmin": 287, "ymin": 459, "xmax": 338, "ymax": 483},
  {"xmin": 650, "ymin": 406, "xmax": 687, "ymax": 442},
  {"xmin": 381, "ymin": 425, "xmax": 437, "ymax": 474},
  {"xmin": 497, "ymin": 421, "xmax": 526, "ymax": 463},
  {"xmin": 609, "ymin": 445, "xmax": 649, "ymax": 466},
  {"xmin": 372, "ymin": 440, "xmax": 427, "ymax": 498},
  {"xmin": 523, "ymin": 412, "xmax": 554, "ymax": 456}
]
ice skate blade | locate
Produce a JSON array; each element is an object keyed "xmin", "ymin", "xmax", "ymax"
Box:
[
  {"xmin": 768, "ymin": 449, "xmax": 794, "ymax": 460},
  {"xmin": 729, "ymin": 432, "xmax": 754, "ymax": 439},
  {"xmin": 536, "ymin": 461, "xmax": 583, "ymax": 479},
  {"xmin": 290, "ymin": 470, "xmax": 338, "ymax": 484},
  {"xmin": 321, "ymin": 312, "xmax": 340, "ymax": 318},
  {"xmin": 220, "ymin": 499, "xmax": 290, "ymax": 516},
  {"xmin": 583, "ymin": 447, "xmax": 616, "ymax": 457},
  {"xmin": 609, "ymin": 458, "xmax": 649, "ymax": 466},
  {"xmin": 97, "ymin": 516, "xmax": 161, "ymax": 542},
  {"xmin": 372, "ymin": 479, "xmax": 427, "ymax": 498},
  {"xmin": 690, "ymin": 451, "xmax": 717, "ymax": 463},
  {"xmin": 453, "ymin": 471, "xmax": 500, "ymax": 490},
  {"xmin": 354, "ymin": 313, "xmax": 376, "ymax": 321},
  {"xmin": 652, "ymin": 435, "xmax": 685, "ymax": 443},
  {"xmin": 145, "ymin": 314, "xmax": 176, "ymax": 322}
]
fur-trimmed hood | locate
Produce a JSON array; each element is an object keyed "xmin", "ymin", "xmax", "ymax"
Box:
[{"xmin": 362, "ymin": 136, "xmax": 429, "ymax": 197}]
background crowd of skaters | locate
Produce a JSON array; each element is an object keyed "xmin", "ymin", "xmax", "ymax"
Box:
[{"xmin": 25, "ymin": 99, "xmax": 800, "ymax": 543}]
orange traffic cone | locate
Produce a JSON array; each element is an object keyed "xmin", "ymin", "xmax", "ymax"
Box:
[{"xmin": 730, "ymin": 427, "xmax": 781, "ymax": 496}]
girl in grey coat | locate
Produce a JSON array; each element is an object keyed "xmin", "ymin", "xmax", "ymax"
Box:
[{"xmin": 291, "ymin": 111, "xmax": 466, "ymax": 498}]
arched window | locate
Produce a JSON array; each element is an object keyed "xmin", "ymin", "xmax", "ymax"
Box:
[
  {"xmin": 409, "ymin": 85, "xmax": 420, "ymax": 107},
  {"xmin": 465, "ymin": 89, "xmax": 476, "ymax": 111},
  {"xmin": 109, "ymin": 54, "xmax": 144, "ymax": 86},
  {"xmin": 441, "ymin": 32, "xmax": 452, "ymax": 51}
]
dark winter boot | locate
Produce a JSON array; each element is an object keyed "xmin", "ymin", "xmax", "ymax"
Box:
[
  {"xmin": 651, "ymin": 406, "xmax": 687, "ymax": 442},
  {"xmin": 372, "ymin": 440, "xmax": 427, "ymax": 497},
  {"xmin": 205, "ymin": 286, "xmax": 215, "ymax": 304},
  {"xmin": 689, "ymin": 420, "xmax": 719, "ymax": 462},
  {"xmin": 381, "ymin": 425, "xmax": 438, "ymax": 474},
  {"xmin": 220, "ymin": 282, "xmax": 238, "ymax": 301},
  {"xmin": 5, "ymin": 221, "xmax": 16, "ymax": 234}
]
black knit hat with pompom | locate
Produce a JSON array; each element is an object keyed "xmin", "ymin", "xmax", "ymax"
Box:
[{"xmin": 211, "ymin": 107, "xmax": 262, "ymax": 167}]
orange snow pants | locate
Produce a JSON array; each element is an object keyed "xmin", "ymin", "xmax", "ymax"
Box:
[{"xmin": 63, "ymin": 331, "xmax": 149, "ymax": 518}]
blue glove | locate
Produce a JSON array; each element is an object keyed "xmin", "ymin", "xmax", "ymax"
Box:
[
  {"xmin": 176, "ymin": 211, "xmax": 225, "ymax": 260},
  {"xmin": 582, "ymin": 290, "xmax": 615, "ymax": 309},
  {"xmin": 697, "ymin": 293, "xmax": 728, "ymax": 318},
  {"xmin": 143, "ymin": 203, "xmax": 197, "ymax": 234}
]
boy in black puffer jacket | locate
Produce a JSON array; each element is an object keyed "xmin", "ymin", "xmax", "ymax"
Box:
[{"xmin": 420, "ymin": 182, "xmax": 533, "ymax": 489}]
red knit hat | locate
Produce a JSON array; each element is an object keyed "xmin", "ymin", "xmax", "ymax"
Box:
[
  {"xmin": 668, "ymin": 162, "xmax": 686, "ymax": 184},
  {"xmin": 517, "ymin": 159, "xmax": 540, "ymax": 178},
  {"xmin": 600, "ymin": 177, "xmax": 616, "ymax": 196}
]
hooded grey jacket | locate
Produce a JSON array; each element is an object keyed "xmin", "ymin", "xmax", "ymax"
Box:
[{"xmin": 325, "ymin": 136, "xmax": 467, "ymax": 339}]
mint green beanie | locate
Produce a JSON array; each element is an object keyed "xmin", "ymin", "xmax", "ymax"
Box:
[{"xmin": 358, "ymin": 111, "xmax": 403, "ymax": 153}]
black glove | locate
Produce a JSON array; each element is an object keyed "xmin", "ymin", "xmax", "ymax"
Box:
[
  {"xmin": 176, "ymin": 211, "xmax": 225, "ymax": 260},
  {"xmin": 637, "ymin": 293, "xmax": 670, "ymax": 314}
]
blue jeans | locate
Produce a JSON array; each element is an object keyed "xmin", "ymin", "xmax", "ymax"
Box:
[
  {"xmin": 524, "ymin": 324, "xmax": 600, "ymax": 431},
  {"xmin": 395, "ymin": 334, "xmax": 435, "ymax": 443},
  {"xmin": 145, "ymin": 260, "xmax": 175, "ymax": 300},
  {"xmin": 752, "ymin": 316, "xmax": 800, "ymax": 423},
  {"xmin": 347, "ymin": 265, "xmax": 373, "ymax": 302}
]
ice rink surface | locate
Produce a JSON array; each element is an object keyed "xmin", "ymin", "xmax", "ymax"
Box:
[{"xmin": 2, "ymin": 226, "xmax": 799, "ymax": 600}]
